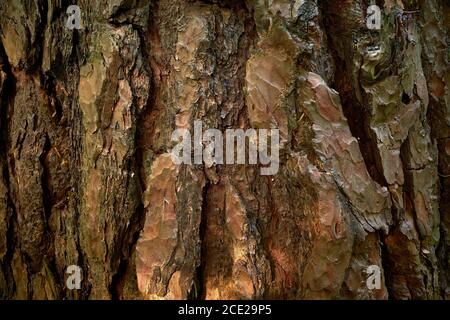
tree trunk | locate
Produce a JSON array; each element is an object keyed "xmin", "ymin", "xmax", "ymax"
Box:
[{"xmin": 0, "ymin": 0, "xmax": 449, "ymax": 300}]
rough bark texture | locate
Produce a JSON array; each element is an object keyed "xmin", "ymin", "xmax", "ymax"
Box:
[{"xmin": 0, "ymin": 0, "xmax": 449, "ymax": 300}]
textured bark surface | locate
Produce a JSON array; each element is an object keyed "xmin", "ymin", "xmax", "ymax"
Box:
[{"xmin": 0, "ymin": 0, "xmax": 449, "ymax": 300}]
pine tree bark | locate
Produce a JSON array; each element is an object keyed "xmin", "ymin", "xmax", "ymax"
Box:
[{"xmin": 0, "ymin": 0, "xmax": 449, "ymax": 300}]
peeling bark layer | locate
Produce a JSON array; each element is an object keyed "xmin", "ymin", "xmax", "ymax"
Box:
[{"xmin": 0, "ymin": 0, "xmax": 449, "ymax": 300}]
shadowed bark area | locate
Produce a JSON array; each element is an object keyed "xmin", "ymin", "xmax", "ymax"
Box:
[{"xmin": 0, "ymin": 0, "xmax": 448, "ymax": 300}]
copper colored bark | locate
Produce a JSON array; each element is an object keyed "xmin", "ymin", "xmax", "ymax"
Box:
[{"xmin": 0, "ymin": 0, "xmax": 449, "ymax": 300}]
